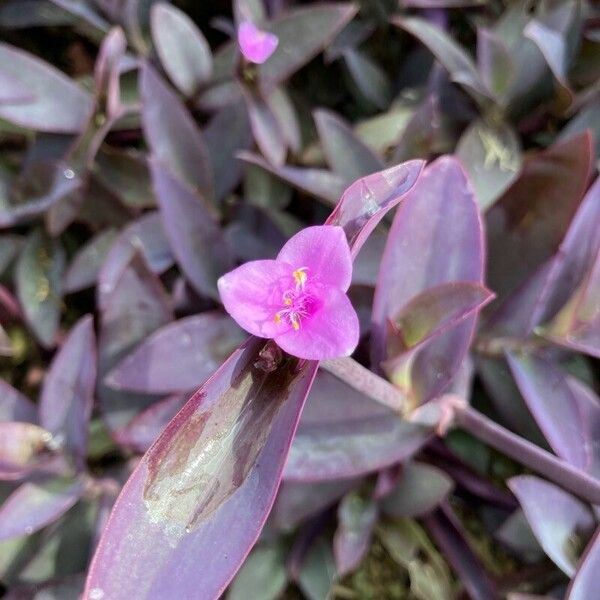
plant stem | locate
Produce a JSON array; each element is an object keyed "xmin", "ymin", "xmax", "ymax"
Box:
[
  {"xmin": 321, "ymin": 357, "xmax": 408, "ymax": 414},
  {"xmin": 455, "ymin": 406, "xmax": 600, "ymax": 505}
]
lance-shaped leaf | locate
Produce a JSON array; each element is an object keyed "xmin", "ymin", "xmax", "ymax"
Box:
[
  {"xmin": 96, "ymin": 212, "xmax": 174, "ymax": 310},
  {"xmin": 567, "ymin": 529, "xmax": 600, "ymax": 600},
  {"xmin": 238, "ymin": 152, "xmax": 346, "ymax": 205},
  {"xmin": 542, "ymin": 248, "xmax": 600, "ymax": 358},
  {"xmin": 64, "ymin": 229, "xmax": 119, "ymax": 293},
  {"xmin": 509, "ymin": 476, "xmax": 595, "ymax": 576},
  {"xmin": 0, "ymin": 379, "xmax": 37, "ymax": 423},
  {"xmin": 0, "ymin": 477, "xmax": 84, "ymax": 541},
  {"xmin": 382, "ymin": 462, "xmax": 454, "ymax": 518},
  {"xmin": 39, "ymin": 315, "xmax": 96, "ymax": 470},
  {"xmin": 284, "ymin": 370, "xmax": 431, "ymax": 481},
  {"xmin": 487, "ymin": 132, "xmax": 592, "ymax": 303},
  {"xmin": 258, "ymin": 3, "xmax": 358, "ymax": 89},
  {"xmin": 392, "ymin": 17, "xmax": 487, "ymax": 100},
  {"xmin": 325, "ymin": 159, "xmax": 425, "ymax": 257},
  {"xmin": 116, "ymin": 394, "xmax": 187, "ymax": 453},
  {"xmin": 342, "ymin": 48, "xmax": 392, "ymax": 111},
  {"xmin": 150, "ymin": 159, "xmax": 233, "ymax": 301},
  {"xmin": 476, "ymin": 28, "xmax": 515, "ymax": 103},
  {"xmin": 140, "ymin": 63, "xmax": 214, "ymax": 203},
  {"xmin": 0, "ymin": 43, "xmax": 93, "ymax": 132},
  {"xmin": 334, "ymin": 490, "xmax": 378, "ymax": 576},
  {"xmin": 314, "ymin": 108, "xmax": 384, "ymax": 182},
  {"xmin": 0, "ymin": 422, "xmax": 53, "ymax": 480},
  {"xmin": 98, "ymin": 253, "xmax": 173, "ymax": 435},
  {"xmin": 455, "ymin": 118, "xmax": 521, "ymax": 212},
  {"xmin": 0, "ymin": 234, "xmax": 22, "ymax": 275},
  {"xmin": 297, "ymin": 535, "xmax": 337, "ymax": 600},
  {"xmin": 15, "ymin": 229, "xmax": 65, "ymax": 348},
  {"xmin": 150, "ymin": 2, "xmax": 212, "ymax": 97},
  {"xmin": 105, "ymin": 313, "xmax": 246, "ymax": 394},
  {"xmin": 204, "ymin": 101, "xmax": 252, "ymax": 202},
  {"xmin": 85, "ymin": 340, "xmax": 318, "ymax": 600},
  {"xmin": 507, "ymin": 353, "xmax": 588, "ymax": 470},
  {"xmin": 372, "ymin": 157, "xmax": 484, "ymax": 404}
]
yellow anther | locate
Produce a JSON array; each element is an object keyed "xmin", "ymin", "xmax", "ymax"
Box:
[
  {"xmin": 274, "ymin": 313, "xmax": 282, "ymax": 324},
  {"xmin": 293, "ymin": 267, "xmax": 308, "ymax": 289},
  {"xmin": 291, "ymin": 315, "xmax": 300, "ymax": 331},
  {"xmin": 284, "ymin": 297, "xmax": 292, "ymax": 306}
]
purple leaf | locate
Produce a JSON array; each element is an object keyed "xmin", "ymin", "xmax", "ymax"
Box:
[
  {"xmin": 392, "ymin": 16, "xmax": 487, "ymax": 99},
  {"xmin": 268, "ymin": 87, "xmax": 302, "ymax": 155},
  {"xmin": 507, "ymin": 353, "xmax": 588, "ymax": 470},
  {"xmin": 0, "ymin": 379, "xmax": 37, "ymax": 423},
  {"xmin": 3, "ymin": 574, "xmax": 85, "ymax": 600},
  {"xmin": 0, "ymin": 422, "xmax": 53, "ymax": 480},
  {"xmin": 334, "ymin": 491, "xmax": 378, "ymax": 576},
  {"xmin": 15, "ymin": 229, "xmax": 65, "ymax": 348},
  {"xmin": 96, "ymin": 212, "xmax": 174, "ymax": 310},
  {"xmin": 0, "ymin": 43, "xmax": 93, "ymax": 132},
  {"xmin": 284, "ymin": 370, "xmax": 431, "ymax": 481},
  {"xmin": 150, "ymin": 159, "xmax": 233, "ymax": 301},
  {"xmin": 64, "ymin": 229, "xmax": 119, "ymax": 293},
  {"xmin": 567, "ymin": 528, "xmax": 600, "ymax": 600},
  {"xmin": 476, "ymin": 28, "xmax": 515, "ymax": 103},
  {"xmin": 372, "ymin": 157, "xmax": 484, "ymax": 403},
  {"xmin": 94, "ymin": 27, "xmax": 126, "ymax": 119},
  {"xmin": 84, "ymin": 340, "xmax": 318, "ymax": 600},
  {"xmin": 204, "ymin": 101, "xmax": 253, "ymax": 201},
  {"xmin": 97, "ymin": 253, "xmax": 173, "ymax": 434},
  {"xmin": 326, "ymin": 159, "xmax": 425, "ymax": 257},
  {"xmin": 509, "ymin": 475, "xmax": 595, "ymax": 576},
  {"xmin": 314, "ymin": 108, "xmax": 384, "ymax": 182},
  {"xmin": 455, "ymin": 118, "xmax": 521, "ymax": 211},
  {"xmin": 116, "ymin": 394, "xmax": 187, "ymax": 453},
  {"xmin": 0, "ymin": 477, "xmax": 84, "ymax": 541},
  {"xmin": 105, "ymin": 313, "xmax": 246, "ymax": 394},
  {"xmin": 487, "ymin": 132, "xmax": 593, "ymax": 304},
  {"xmin": 140, "ymin": 63, "xmax": 214, "ymax": 203},
  {"xmin": 381, "ymin": 462, "xmax": 454, "ymax": 518},
  {"xmin": 238, "ymin": 152, "xmax": 346, "ymax": 204},
  {"xmin": 39, "ymin": 315, "xmax": 96, "ymax": 470},
  {"xmin": 150, "ymin": 2, "xmax": 212, "ymax": 97},
  {"xmin": 242, "ymin": 86, "xmax": 287, "ymax": 166}
]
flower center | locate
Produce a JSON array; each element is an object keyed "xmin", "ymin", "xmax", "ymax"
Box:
[{"xmin": 274, "ymin": 268, "xmax": 314, "ymax": 331}]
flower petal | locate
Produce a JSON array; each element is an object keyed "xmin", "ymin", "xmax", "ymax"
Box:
[
  {"xmin": 277, "ymin": 225, "xmax": 353, "ymax": 292},
  {"xmin": 238, "ymin": 22, "xmax": 279, "ymax": 65},
  {"xmin": 218, "ymin": 260, "xmax": 292, "ymax": 338},
  {"xmin": 275, "ymin": 286, "xmax": 359, "ymax": 360}
]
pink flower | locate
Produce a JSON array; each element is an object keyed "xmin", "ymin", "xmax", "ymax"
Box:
[
  {"xmin": 237, "ymin": 21, "xmax": 279, "ymax": 64},
  {"xmin": 218, "ymin": 225, "xmax": 360, "ymax": 360}
]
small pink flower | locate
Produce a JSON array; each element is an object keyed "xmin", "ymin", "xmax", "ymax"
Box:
[
  {"xmin": 237, "ymin": 21, "xmax": 279, "ymax": 64},
  {"xmin": 218, "ymin": 225, "xmax": 360, "ymax": 360}
]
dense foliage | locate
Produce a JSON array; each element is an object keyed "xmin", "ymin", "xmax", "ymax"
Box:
[{"xmin": 0, "ymin": 0, "xmax": 598, "ymax": 599}]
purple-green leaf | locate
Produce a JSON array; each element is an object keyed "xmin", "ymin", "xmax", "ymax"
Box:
[
  {"xmin": 509, "ymin": 475, "xmax": 595, "ymax": 576},
  {"xmin": 0, "ymin": 379, "xmax": 37, "ymax": 423},
  {"xmin": 0, "ymin": 43, "xmax": 93, "ymax": 132},
  {"xmin": 105, "ymin": 313, "xmax": 246, "ymax": 394},
  {"xmin": 0, "ymin": 477, "xmax": 84, "ymax": 541},
  {"xmin": 84, "ymin": 340, "xmax": 318, "ymax": 600},
  {"xmin": 567, "ymin": 529, "xmax": 600, "ymax": 600},
  {"xmin": 149, "ymin": 159, "xmax": 233, "ymax": 301},
  {"xmin": 39, "ymin": 315, "xmax": 96, "ymax": 470}
]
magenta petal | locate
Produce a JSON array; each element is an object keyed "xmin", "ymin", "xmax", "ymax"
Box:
[
  {"xmin": 238, "ymin": 22, "xmax": 279, "ymax": 65},
  {"xmin": 218, "ymin": 259, "xmax": 292, "ymax": 338},
  {"xmin": 277, "ymin": 225, "xmax": 353, "ymax": 292},
  {"xmin": 275, "ymin": 286, "xmax": 359, "ymax": 360}
]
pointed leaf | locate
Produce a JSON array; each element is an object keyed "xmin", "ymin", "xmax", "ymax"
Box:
[
  {"xmin": 151, "ymin": 2, "xmax": 212, "ymax": 97},
  {"xmin": 0, "ymin": 478, "xmax": 83, "ymax": 541},
  {"xmin": 15, "ymin": 229, "xmax": 65, "ymax": 348},
  {"xmin": 0, "ymin": 379, "xmax": 37, "ymax": 423},
  {"xmin": 567, "ymin": 529, "xmax": 600, "ymax": 600},
  {"xmin": 0, "ymin": 43, "xmax": 92, "ymax": 132},
  {"xmin": 509, "ymin": 475, "xmax": 595, "ymax": 576},
  {"xmin": 85, "ymin": 340, "xmax": 318, "ymax": 600},
  {"xmin": 150, "ymin": 159, "xmax": 233, "ymax": 301},
  {"xmin": 476, "ymin": 28, "xmax": 515, "ymax": 103},
  {"xmin": 140, "ymin": 63, "xmax": 213, "ymax": 202},
  {"xmin": 39, "ymin": 315, "xmax": 96, "ymax": 469},
  {"xmin": 343, "ymin": 48, "xmax": 392, "ymax": 110},
  {"xmin": 314, "ymin": 108, "xmax": 384, "ymax": 182},
  {"xmin": 106, "ymin": 313, "xmax": 246, "ymax": 394}
]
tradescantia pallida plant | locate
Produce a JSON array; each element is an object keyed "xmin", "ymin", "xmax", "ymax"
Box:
[{"xmin": 0, "ymin": 0, "xmax": 598, "ymax": 599}]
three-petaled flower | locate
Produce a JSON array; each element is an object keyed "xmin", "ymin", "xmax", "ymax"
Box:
[
  {"xmin": 218, "ymin": 225, "xmax": 360, "ymax": 360},
  {"xmin": 237, "ymin": 21, "xmax": 279, "ymax": 64}
]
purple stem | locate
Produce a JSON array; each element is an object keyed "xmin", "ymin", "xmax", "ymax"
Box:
[{"xmin": 455, "ymin": 406, "xmax": 600, "ymax": 505}]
